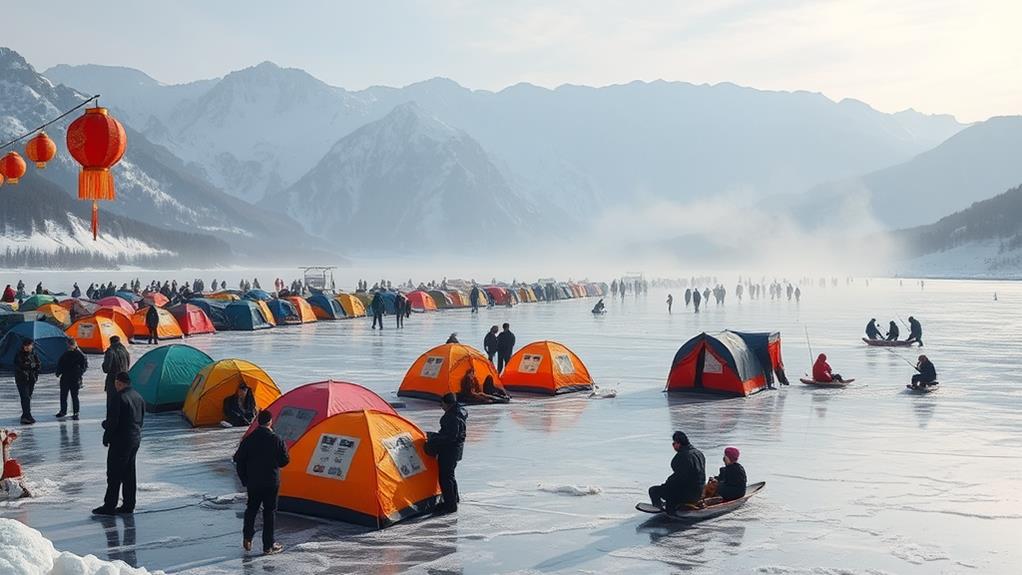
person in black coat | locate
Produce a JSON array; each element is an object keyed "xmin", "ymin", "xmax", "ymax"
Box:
[
  {"xmin": 370, "ymin": 292, "xmax": 385, "ymax": 330},
  {"xmin": 428, "ymin": 393, "xmax": 467, "ymax": 513},
  {"xmin": 144, "ymin": 306, "xmax": 160, "ymax": 344},
  {"xmin": 94, "ymin": 372, "xmax": 145, "ymax": 516},
  {"xmin": 886, "ymin": 321, "xmax": 900, "ymax": 341},
  {"xmin": 222, "ymin": 384, "xmax": 256, "ymax": 427},
  {"xmin": 55, "ymin": 339, "xmax": 88, "ymax": 419},
  {"xmin": 704, "ymin": 446, "xmax": 747, "ymax": 501},
  {"xmin": 14, "ymin": 339, "xmax": 41, "ymax": 425},
  {"xmin": 483, "ymin": 325, "xmax": 499, "ymax": 363},
  {"xmin": 234, "ymin": 410, "xmax": 289, "ymax": 555},
  {"xmin": 102, "ymin": 336, "xmax": 131, "ymax": 395},
  {"xmin": 911, "ymin": 355, "xmax": 937, "ymax": 388},
  {"xmin": 495, "ymin": 323, "xmax": 516, "ymax": 373},
  {"xmin": 394, "ymin": 294, "xmax": 406, "ymax": 328},
  {"xmin": 648, "ymin": 431, "xmax": 706, "ymax": 510},
  {"xmin": 865, "ymin": 319, "xmax": 881, "ymax": 340},
  {"xmin": 906, "ymin": 316, "xmax": 923, "ymax": 346}
]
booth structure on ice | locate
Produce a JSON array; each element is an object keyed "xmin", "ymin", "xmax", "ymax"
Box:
[{"xmin": 666, "ymin": 330, "xmax": 788, "ymax": 396}]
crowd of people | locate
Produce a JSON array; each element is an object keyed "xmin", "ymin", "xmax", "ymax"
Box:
[{"xmin": 865, "ymin": 316, "xmax": 923, "ymax": 345}]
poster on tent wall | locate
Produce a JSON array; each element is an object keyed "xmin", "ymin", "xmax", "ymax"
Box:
[
  {"xmin": 275, "ymin": 407, "xmax": 317, "ymax": 444},
  {"xmin": 420, "ymin": 357, "xmax": 444, "ymax": 378},
  {"xmin": 553, "ymin": 354, "xmax": 575, "ymax": 375},
  {"xmin": 306, "ymin": 433, "xmax": 359, "ymax": 481},
  {"xmin": 382, "ymin": 433, "xmax": 426, "ymax": 479},
  {"xmin": 519, "ymin": 354, "xmax": 542, "ymax": 374},
  {"xmin": 703, "ymin": 352, "xmax": 723, "ymax": 374},
  {"xmin": 77, "ymin": 323, "xmax": 95, "ymax": 339}
]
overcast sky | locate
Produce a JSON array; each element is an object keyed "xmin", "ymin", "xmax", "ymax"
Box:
[{"xmin": 6, "ymin": 0, "xmax": 1019, "ymax": 122}]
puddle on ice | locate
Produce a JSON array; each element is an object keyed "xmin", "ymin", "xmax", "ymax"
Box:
[{"xmin": 1, "ymin": 278, "xmax": 1021, "ymax": 573}]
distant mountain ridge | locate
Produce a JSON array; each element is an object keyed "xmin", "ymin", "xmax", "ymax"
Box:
[
  {"xmin": 1, "ymin": 48, "xmax": 323, "ymax": 262},
  {"xmin": 269, "ymin": 103, "xmax": 545, "ymax": 251},
  {"xmin": 44, "ymin": 61, "xmax": 967, "ymax": 221}
]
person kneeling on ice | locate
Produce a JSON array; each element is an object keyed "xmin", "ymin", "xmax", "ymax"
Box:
[
  {"xmin": 702, "ymin": 447, "xmax": 747, "ymax": 503},
  {"xmin": 812, "ymin": 353, "xmax": 845, "ymax": 383},
  {"xmin": 0, "ymin": 429, "xmax": 31, "ymax": 499},
  {"xmin": 648, "ymin": 431, "xmax": 705, "ymax": 511},
  {"xmin": 222, "ymin": 384, "xmax": 257, "ymax": 427},
  {"xmin": 911, "ymin": 355, "xmax": 937, "ymax": 389}
]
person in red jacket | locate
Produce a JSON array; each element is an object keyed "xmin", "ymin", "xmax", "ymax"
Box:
[{"xmin": 812, "ymin": 353, "xmax": 845, "ymax": 383}]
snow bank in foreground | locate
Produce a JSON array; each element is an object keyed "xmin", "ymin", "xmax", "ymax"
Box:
[{"xmin": 0, "ymin": 518, "xmax": 157, "ymax": 575}]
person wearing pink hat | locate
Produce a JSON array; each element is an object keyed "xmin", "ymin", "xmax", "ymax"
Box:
[{"xmin": 703, "ymin": 446, "xmax": 747, "ymax": 502}]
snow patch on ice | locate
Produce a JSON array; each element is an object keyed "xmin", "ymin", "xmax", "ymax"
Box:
[
  {"xmin": 202, "ymin": 492, "xmax": 246, "ymax": 505},
  {"xmin": 756, "ymin": 568, "xmax": 894, "ymax": 575},
  {"xmin": 537, "ymin": 484, "xmax": 603, "ymax": 496},
  {"xmin": 0, "ymin": 518, "xmax": 160, "ymax": 574}
]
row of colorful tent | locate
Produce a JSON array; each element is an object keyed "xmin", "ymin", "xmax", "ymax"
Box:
[{"xmin": 397, "ymin": 341, "xmax": 595, "ymax": 400}]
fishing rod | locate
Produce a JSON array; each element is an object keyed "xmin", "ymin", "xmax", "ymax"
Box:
[
  {"xmin": 804, "ymin": 325, "xmax": 813, "ymax": 375},
  {"xmin": 896, "ymin": 314, "xmax": 909, "ymax": 329},
  {"xmin": 883, "ymin": 346, "xmax": 917, "ymax": 369}
]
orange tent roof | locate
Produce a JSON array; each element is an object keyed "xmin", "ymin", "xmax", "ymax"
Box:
[
  {"xmin": 284, "ymin": 296, "xmax": 318, "ymax": 323},
  {"xmin": 405, "ymin": 291, "xmax": 438, "ymax": 312},
  {"xmin": 254, "ymin": 299, "xmax": 277, "ymax": 326},
  {"xmin": 34, "ymin": 303, "xmax": 71, "ymax": 328},
  {"xmin": 65, "ymin": 316, "xmax": 128, "ymax": 353},
  {"xmin": 94, "ymin": 307, "xmax": 135, "ymax": 338},
  {"xmin": 501, "ymin": 340, "xmax": 594, "ymax": 395},
  {"xmin": 183, "ymin": 359, "xmax": 281, "ymax": 427},
  {"xmin": 397, "ymin": 343, "xmax": 504, "ymax": 402},
  {"xmin": 278, "ymin": 409, "xmax": 440, "ymax": 528},
  {"xmin": 130, "ymin": 306, "xmax": 184, "ymax": 341}
]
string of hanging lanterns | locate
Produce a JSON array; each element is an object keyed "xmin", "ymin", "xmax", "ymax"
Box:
[{"xmin": 0, "ymin": 95, "xmax": 127, "ymax": 240}]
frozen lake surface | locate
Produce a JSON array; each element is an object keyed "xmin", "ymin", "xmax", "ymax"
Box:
[{"xmin": 2, "ymin": 278, "xmax": 1020, "ymax": 574}]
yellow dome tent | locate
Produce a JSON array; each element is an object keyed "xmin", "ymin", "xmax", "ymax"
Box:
[{"xmin": 182, "ymin": 359, "xmax": 281, "ymax": 426}]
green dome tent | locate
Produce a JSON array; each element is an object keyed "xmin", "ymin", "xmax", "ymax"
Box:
[{"xmin": 129, "ymin": 344, "xmax": 214, "ymax": 412}]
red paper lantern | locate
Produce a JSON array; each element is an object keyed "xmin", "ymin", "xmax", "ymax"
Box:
[
  {"xmin": 24, "ymin": 132, "xmax": 57, "ymax": 169},
  {"xmin": 66, "ymin": 106, "xmax": 127, "ymax": 239},
  {"xmin": 0, "ymin": 151, "xmax": 27, "ymax": 185}
]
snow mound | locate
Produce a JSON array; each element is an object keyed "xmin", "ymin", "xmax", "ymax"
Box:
[
  {"xmin": 538, "ymin": 484, "xmax": 603, "ymax": 496},
  {"xmin": 0, "ymin": 518, "xmax": 159, "ymax": 574}
]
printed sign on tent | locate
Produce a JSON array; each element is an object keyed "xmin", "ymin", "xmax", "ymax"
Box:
[
  {"xmin": 306, "ymin": 433, "xmax": 359, "ymax": 481},
  {"xmin": 703, "ymin": 352, "xmax": 724, "ymax": 374},
  {"xmin": 553, "ymin": 354, "xmax": 575, "ymax": 375},
  {"xmin": 78, "ymin": 323, "xmax": 95, "ymax": 339},
  {"xmin": 420, "ymin": 356, "xmax": 444, "ymax": 378},
  {"xmin": 382, "ymin": 432, "xmax": 426, "ymax": 479},
  {"xmin": 274, "ymin": 406, "xmax": 317, "ymax": 444},
  {"xmin": 519, "ymin": 354, "xmax": 542, "ymax": 374}
]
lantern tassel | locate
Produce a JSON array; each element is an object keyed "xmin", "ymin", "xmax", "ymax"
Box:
[
  {"xmin": 78, "ymin": 168, "xmax": 116, "ymax": 201},
  {"xmin": 92, "ymin": 201, "xmax": 99, "ymax": 241}
]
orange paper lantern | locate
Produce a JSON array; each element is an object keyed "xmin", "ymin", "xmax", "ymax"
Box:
[
  {"xmin": 0, "ymin": 151, "xmax": 27, "ymax": 185},
  {"xmin": 24, "ymin": 132, "xmax": 57, "ymax": 169},
  {"xmin": 66, "ymin": 107, "xmax": 127, "ymax": 239}
]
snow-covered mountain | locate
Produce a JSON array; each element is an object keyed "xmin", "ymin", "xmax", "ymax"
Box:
[
  {"xmin": 269, "ymin": 103, "xmax": 543, "ymax": 251},
  {"xmin": 787, "ymin": 116, "xmax": 1022, "ymax": 230},
  {"xmin": 891, "ymin": 183, "xmax": 1022, "ymax": 277},
  {"xmin": 0, "ymin": 166, "xmax": 230, "ymax": 268},
  {"xmin": 44, "ymin": 62, "xmax": 967, "ymax": 220},
  {"xmin": 2, "ymin": 48, "xmax": 319, "ymax": 260}
]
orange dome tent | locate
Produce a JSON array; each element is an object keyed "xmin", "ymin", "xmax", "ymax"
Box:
[
  {"xmin": 397, "ymin": 343, "xmax": 505, "ymax": 402},
  {"xmin": 183, "ymin": 359, "xmax": 281, "ymax": 427},
  {"xmin": 283, "ymin": 296, "xmax": 318, "ymax": 323},
  {"xmin": 405, "ymin": 291, "xmax": 438, "ymax": 312},
  {"xmin": 130, "ymin": 306, "xmax": 184, "ymax": 342},
  {"xmin": 278, "ymin": 409, "xmax": 440, "ymax": 528},
  {"xmin": 334, "ymin": 293, "xmax": 366, "ymax": 318},
  {"xmin": 65, "ymin": 316, "xmax": 128, "ymax": 353},
  {"xmin": 93, "ymin": 307, "xmax": 135, "ymax": 338},
  {"xmin": 34, "ymin": 303, "xmax": 71, "ymax": 329},
  {"xmin": 501, "ymin": 341, "xmax": 594, "ymax": 395},
  {"xmin": 244, "ymin": 380, "xmax": 397, "ymax": 448}
]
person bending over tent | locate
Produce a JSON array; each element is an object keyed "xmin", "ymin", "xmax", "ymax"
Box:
[
  {"xmin": 812, "ymin": 354, "xmax": 845, "ymax": 383},
  {"xmin": 906, "ymin": 316, "xmax": 923, "ymax": 346},
  {"xmin": 222, "ymin": 384, "xmax": 257, "ymax": 427},
  {"xmin": 702, "ymin": 447, "xmax": 747, "ymax": 503},
  {"xmin": 910, "ymin": 355, "xmax": 937, "ymax": 389},
  {"xmin": 648, "ymin": 431, "xmax": 705, "ymax": 511},
  {"xmin": 886, "ymin": 320, "xmax": 900, "ymax": 341},
  {"xmin": 482, "ymin": 375, "xmax": 510, "ymax": 402},
  {"xmin": 865, "ymin": 319, "xmax": 881, "ymax": 340},
  {"xmin": 0, "ymin": 429, "xmax": 31, "ymax": 499}
]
